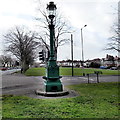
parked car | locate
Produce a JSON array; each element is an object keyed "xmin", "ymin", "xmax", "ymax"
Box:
[
  {"xmin": 110, "ymin": 67, "xmax": 117, "ymax": 70},
  {"xmin": 100, "ymin": 66, "xmax": 107, "ymax": 69},
  {"xmin": 0, "ymin": 67, "xmax": 8, "ymax": 71}
]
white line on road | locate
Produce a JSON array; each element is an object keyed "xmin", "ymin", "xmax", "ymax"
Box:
[{"xmin": 80, "ymin": 77, "xmax": 94, "ymax": 81}]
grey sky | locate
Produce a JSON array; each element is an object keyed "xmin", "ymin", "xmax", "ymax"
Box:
[{"xmin": 0, "ymin": 0, "xmax": 119, "ymax": 61}]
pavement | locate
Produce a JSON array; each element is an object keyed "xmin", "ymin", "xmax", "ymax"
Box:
[
  {"xmin": 1, "ymin": 69, "xmax": 21, "ymax": 75},
  {"xmin": 1, "ymin": 71, "xmax": 119, "ymax": 99}
]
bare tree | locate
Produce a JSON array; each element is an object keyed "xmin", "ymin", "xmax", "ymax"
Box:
[
  {"xmin": 106, "ymin": 24, "xmax": 120, "ymax": 52},
  {"xmin": 106, "ymin": 2, "xmax": 120, "ymax": 53},
  {"xmin": 0, "ymin": 55, "xmax": 12, "ymax": 67},
  {"xmin": 4, "ymin": 27, "xmax": 40, "ymax": 73},
  {"xmin": 36, "ymin": 2, "xmax": 71, "ymax": 59}
]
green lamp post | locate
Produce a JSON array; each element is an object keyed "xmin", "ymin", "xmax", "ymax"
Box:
[{"xmin": 43, "ymin": 1, "xmax": 63, "ymax": 92}]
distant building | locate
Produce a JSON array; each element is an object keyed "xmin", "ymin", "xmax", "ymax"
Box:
[
  {"xmin": 32, "ymin": 54, "xmax": 120, "ymax": 68},
  {"xmin": 102, "ymin": 54, "xmax": 115, "ymax": 67},
  {"xmin": 99, "ymin": 54, "xmax": 120, "ymax": 67},
  {"xmin": 57, "ymin": 60, "xmax": 82, "ymax": 67},
  {"xmin": 85, "ymin": 54, "xmax": 120, "ymax": 68},
  {"xmin": 114, "ymin": 56, "xmax": 120, "ymax": 67}
]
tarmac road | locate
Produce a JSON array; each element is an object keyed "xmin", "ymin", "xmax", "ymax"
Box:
[
  {"xmin": 1, "ymin": 73, "xmax": 119, "ymax": 98},
  {"xmin": 61, "ymin": 75, "xmax": 119, "ymax": 85}
]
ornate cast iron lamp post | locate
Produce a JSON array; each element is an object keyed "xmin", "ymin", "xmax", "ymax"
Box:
[
  {"xmin": 42, "ymin": 2, "xmax": 63, "ymax": 92},
  {"xmin": 36, "ymin": 2, "xmax": 69, "ymax": 96}
]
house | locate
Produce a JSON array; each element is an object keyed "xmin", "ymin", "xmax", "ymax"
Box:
[
  {"xmin": 114, "ymin": 56, "xmax": 120, "ymax": 67},
  {"xmin": 85, "ymin": 54, "xmax": 120, "ymax": 68},
  {"xmin": 101, "ymin": 54, "xmax": 116, "ymax": 67},
  {"xmin": 57, "ymin": 60, "xmax": 82, "ymax": 67}
]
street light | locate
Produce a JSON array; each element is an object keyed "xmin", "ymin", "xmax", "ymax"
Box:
[
  {"xmin": 81, "ymin": 25, "xmax": 87, "ymax": 76},
  {"xmin": 43, "ymin": 2, "xmax": 63, "ymax": 92},
  {"xmin": 36, "ymin": 2, "xmax": 69, "ymax": 96},
  {"xmin": 47, "ymin": 1, "xmax": 56, "ymax": 17},
  {"xmin": 46, "ymin": 2, "xmax": 56, "ymax": 59}
]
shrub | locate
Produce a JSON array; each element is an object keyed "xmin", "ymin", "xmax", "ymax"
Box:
[{"xmin": 89, "ymin": 62, "xmax": 101, "ymax": 68}]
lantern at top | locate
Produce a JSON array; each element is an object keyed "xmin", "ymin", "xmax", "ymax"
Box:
[{"xmin": 47, "ymin": 2, "xmax": 57, "ymax": 17}]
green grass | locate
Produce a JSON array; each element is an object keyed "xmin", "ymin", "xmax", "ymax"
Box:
[
  {"xmin": 25, "ymin": 67, "xmax": 45, "ymax": 76},
  {"xmin": 25, "ymin": 67, "xmax": 119, "ymax": 76},
  {"xmin": 2, "ymin": 82, "xmax": 119, "ymax": 118}
]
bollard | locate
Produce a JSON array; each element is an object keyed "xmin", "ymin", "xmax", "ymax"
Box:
[
  {"xmin": 94, "ymin": 71, "xmax": 102, "ymax": 83},
  {"xmin": 86, "ymin": 74, "xmax": 90, "ymax": 84},
  {"xmin": 96, "ymin": 73, "xmax": 99, "ymax": 83}
]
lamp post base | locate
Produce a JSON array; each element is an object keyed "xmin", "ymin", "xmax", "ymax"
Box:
[
  {"xmin": 36, "ymin": 89, "xmax": 69, "ymax": 97},
  {"xmin": 43, "ymin": 79, "xmax": 63, "ymax": 92},
  {"xmin": 35, "ymin": 78, "xmax": 69, "ymax": 97},
  {"xmin": 43, "ymin": 58, "xmax": 63, "ymax": 92}
]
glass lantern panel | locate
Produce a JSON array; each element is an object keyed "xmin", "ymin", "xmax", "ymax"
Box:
[{"xmin": 49, "ymin": 9, "xmax": 55, "ymax": 16}]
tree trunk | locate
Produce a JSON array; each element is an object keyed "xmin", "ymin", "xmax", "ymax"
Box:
[{"xmin": 21, "ymin": 60, "xmax": 29, "ymax": 73}]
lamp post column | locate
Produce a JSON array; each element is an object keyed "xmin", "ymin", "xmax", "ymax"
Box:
[
  {"xmin": 81, "ymin": 28, "xmax": 84, "ymax": 67},
  {"xmin": 49, "ymin": 20, "xmax": 55, "ymax": 59},
  {"xmin": 80, "ymin": 25, "xmax": 87, "ymax": 76}
]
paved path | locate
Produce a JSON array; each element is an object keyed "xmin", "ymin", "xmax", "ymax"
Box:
[
  {"xmin": 2, "ymin": 73, "xmax": 119, "ymax": 99},
  {"xmin": 1, "ymin": 69, "xmax": 21, "ymax": 75}
]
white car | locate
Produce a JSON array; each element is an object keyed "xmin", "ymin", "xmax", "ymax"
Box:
[{"xmin": 110, "ymin": 67, "xmax": 117, "ymax": 70}]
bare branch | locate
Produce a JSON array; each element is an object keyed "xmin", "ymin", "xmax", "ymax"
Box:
[{"xmin": 35, "ymin": 2, "xmax": 72, "ymax": 58}]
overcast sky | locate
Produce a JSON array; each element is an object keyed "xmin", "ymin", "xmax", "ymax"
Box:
[{"xmin": 0, "ymin": 0, "xmax": 119, "ymax": 61}]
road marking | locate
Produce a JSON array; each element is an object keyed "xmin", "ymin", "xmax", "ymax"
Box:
[
  {"xmin": 64, "ymin": 77, "xmax": 95, "ymax": 81},
  {"xmin": 82, "ymin": 77, "xmax": 94, "ymax": 81}
]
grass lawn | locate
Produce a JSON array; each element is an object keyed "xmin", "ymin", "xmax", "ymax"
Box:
[
  {"xmin": 2, "ymin": 82, "xmax": 119, "ymax": 118},
  {"xmin": 25, "ymin": 67, "xmax": 119, "ymax": 76}
]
